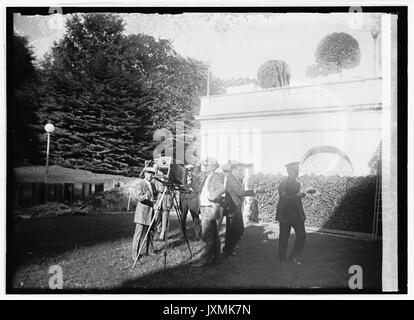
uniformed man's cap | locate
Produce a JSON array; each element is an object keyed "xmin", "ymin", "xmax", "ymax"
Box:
[
  {"xmin": 202, "ymin": 157, "xmax": 218, "ymax": 166},
  {"xmin": 285, "ymin": 162, "xmax": 300, "ymax": 170},
  {"xmin": 143, "ymin": 167, "xmax": 156, "ymax": 174},
  {"xmin": 221, "ymin": 163, "xmax": 232, "ymax": 172},
  {"xmin": 184, "ymin": 164, "xmax": 195, "ymax": 170}
]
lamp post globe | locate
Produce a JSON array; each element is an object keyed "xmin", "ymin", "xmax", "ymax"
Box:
[
  {"xmin": 44, "ymin": 123, "xmax": 55, "ymax": 133},
  {"xmin": 44, "ymin": 122, "xmax": 55, "ymax": 185}
]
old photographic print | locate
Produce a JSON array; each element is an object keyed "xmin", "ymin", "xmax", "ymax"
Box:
[{"xmin": 4, "ymin": 3, "xmax": 407, "ymax": 295}]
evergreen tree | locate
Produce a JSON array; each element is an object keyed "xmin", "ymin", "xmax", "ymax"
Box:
[
  {"xmin": 38, "ymin": 13, "xmax": 153, "ymax": 175},
  {"xmin": 11, "ymin": 34, "xmax": 42, "ymax": 165},
  {"xmin": 37, "ymin": 13, "xmax": 222, "ymax": 175},
  {"xmin": 123, "ymin": 34, "xmax": 224, "ymax": 162}
]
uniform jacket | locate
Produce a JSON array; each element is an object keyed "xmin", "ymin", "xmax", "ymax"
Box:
[
  {"xmin": 276, "ymin": 177, "xmax": 305, "ymax": 223},
  {"xmin": 134, "ymin": 179, "xmax": 158, "ymax": 225}
]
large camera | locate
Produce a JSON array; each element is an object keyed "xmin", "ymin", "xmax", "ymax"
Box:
[{"xmin": 152, "ymin": 157, "xmax": 188, "ymax": 189}]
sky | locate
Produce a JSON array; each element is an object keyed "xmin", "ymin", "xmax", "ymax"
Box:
[{"xmin": 13, "ymin": 11, "xmax": 380, "ymax": 83}]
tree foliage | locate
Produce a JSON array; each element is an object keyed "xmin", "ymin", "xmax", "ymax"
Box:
[
  {"xmin": 37, "ymin": 14, "xmax": 155, "ymax": 175},
  {"xmin": 11, "ymin": 34, "xmax": 42, "ymax": 165},
  {"xmin": 257, "ymin": 60, "xmax": 291, "ymax": 89},
  {"xmin": 32, "ymin": 13, "xmax": 221, "ymax": 175},
  {"xmin": 221, "ymin": 77, "xmax": 258, "ymax": 88},
  {"xmin": 122, "ymin": 34, "xmax": 224, "ymax": 130},
  {"xmin": 306, "ymin": 32, "xmax": 361, "ymax": 78}
]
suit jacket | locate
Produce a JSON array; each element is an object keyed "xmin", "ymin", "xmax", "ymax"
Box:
[
  {"xmin": 223, "ymin": 174, "xmax": 255, "ymax": 217},
  {"xmin": 180, "ymin": 175, "xmax": 201, "ymax": 212},
  {"xmin": 153, "ymin": 177, "xmax": 172, "ymax": 210},
  {"xmin": 134, "ymin": 179, "xmax": 158, "ymax": 225},
  {"xmin": 276, "ymin": 177, "xmax": 305, "ymax": 223}
]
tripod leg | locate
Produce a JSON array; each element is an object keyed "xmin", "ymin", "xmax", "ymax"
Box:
[
  {"xmin": 159, "ymin": 209, "xmax": 170, "ymax": 241},
  {"xmin": 172, "ymin": 193, "xmax": 193, "ymax": 258},
  {"xmin": 163, "ymin": 211, "xmax": 170, "ymax": 269}
]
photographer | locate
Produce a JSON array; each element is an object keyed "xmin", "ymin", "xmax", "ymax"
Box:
[
  {"xmin": 139, "ymin": 160, "xmax": 172, "ymax": 241},
  {"xmin": 131, "ymin": 166, "xmax": 157, "ymax": 260}
]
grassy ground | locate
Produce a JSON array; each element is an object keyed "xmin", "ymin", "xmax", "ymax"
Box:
[
  {"xmin": 8, "ymin": 213, "xmax": 382, "ymax": 293},
  {"xmin": 14, "ymin": 165, "xmax": 132, "ymax": 187}
]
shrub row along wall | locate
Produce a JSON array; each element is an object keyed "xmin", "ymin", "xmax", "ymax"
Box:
[{"xmin": 248, "ymin": 173, "xmax": 379, "ymax": 234}]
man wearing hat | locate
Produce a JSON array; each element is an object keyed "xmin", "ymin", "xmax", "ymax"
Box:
[
  {"xmin": 191, "ymin": 157, "xmax": 226, "ymax": 267},
  {"xmin": 221, "ymin": 162, "xmax": 264, "ymax": 257},
  {"xmin": 276, "ymin": 162, "xmax": 307, "ymax": 267},
  {"xmin": 131, "ymin": 166, "xmax": 158, "ymax": 260},
  {"xmin": 180, "ymin": 163, "xmax": 202, "ymax": 241},
  {"xmin": 139, "ymin": 161, "xmax": 172, "ymax": 241}
]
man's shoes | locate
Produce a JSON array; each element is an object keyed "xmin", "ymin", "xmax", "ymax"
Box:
[
  {"xmin": 222, "ymin": 251, "xmax": 236, "ymax": 258},
  {"xmin": 190, "ymin": 255, "xmax": 217, "ymax": 268},
  {"xmin": 212, "ymin": 256, "xmax": 224, "ymax": 264},
  {"xmin": 289, "ymin": 257, "xmax": 302, "ymax": 266},
  {"xmin": 279, "ymin": 261, "xmax": 289, "ymax": 269},
  {"xmin": 191, "ymin": 260, "xmax": 210, "ymax": 268}
]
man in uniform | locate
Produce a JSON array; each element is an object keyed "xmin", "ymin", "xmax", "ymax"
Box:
[
  {"xmin": 276, "ymin": 162, "xmax": 307, "ymax": 267},
  {"xmin": 191, "ymin": 157, "xmax": 225, "ymax": 267},
  {"xmin": 132, "ymin": 166, "xmax": 157, "ymax": 260},
  {"xmin": 180, "ymin": 164, "xmax": 202, "ymax": 241}
]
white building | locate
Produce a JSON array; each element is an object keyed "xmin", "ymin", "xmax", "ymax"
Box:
[{"xmin": 196, "ymin": 77, "xmax": 382, "ymax": 176}]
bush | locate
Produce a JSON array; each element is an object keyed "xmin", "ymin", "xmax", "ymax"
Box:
[{"xmin": 248, "ymin": 173, "xmax": 379, "ymax": 233}]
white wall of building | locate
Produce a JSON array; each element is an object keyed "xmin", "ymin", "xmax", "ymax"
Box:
[{"xmin": 197, "ymin": 78, "xmax": 382, "ymax": 176}]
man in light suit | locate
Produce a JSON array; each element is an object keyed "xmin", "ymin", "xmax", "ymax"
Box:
[
  {"xmin": 139, "ymin": 161, "xmax": 171, "ymax": 240},
  {"xmin": 131, "ymin": 167, "xmax": 158, "ymax": 260},
  {"xmin": 191, "ymin": 157, "xmax": 226, "ymax": 267}
]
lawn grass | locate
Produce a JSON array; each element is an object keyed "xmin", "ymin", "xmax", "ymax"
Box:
[
  {"xmin": 8, "ymin": 213, "xmax": 382, "ymax": 293},
  {"xmin": 14, "ymin": 165, "xmax": 133, "ymax": 187}
]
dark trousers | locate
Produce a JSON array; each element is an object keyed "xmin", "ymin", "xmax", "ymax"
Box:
[
  {"xmin": 223, "ymin": 211, "xmax": 244, "ymax": 255},
  {"xmin": 278, "ymin": 220, "xmax": 306, "ymax": 262},
  {"xmin": 182, "ymin": 200, "xmax": 202, "ymax": 240},
  {"xmin": 155, "ymin": 195, "xmax": 172, "ymax": 235},
  {"xmin": 131, "ymin": 223, "xmax": 154, "ymax": 258},
  {"xmin": 200, "ymin": 205, "xmax": 221, "ymax": 263}
]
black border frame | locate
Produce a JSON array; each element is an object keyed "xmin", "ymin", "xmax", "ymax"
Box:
[{"xmin": 5, "ymin": 5, "xmax": 408, "ymax": 295}]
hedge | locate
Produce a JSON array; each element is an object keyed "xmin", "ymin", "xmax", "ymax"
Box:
[{"xmin": 248, "ymin": 173, "xmax": 380, "ymax": 234}]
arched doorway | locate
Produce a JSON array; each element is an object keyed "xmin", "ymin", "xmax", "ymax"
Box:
[{"xmin": 300, "ymin": 145, "xmax": 354, "ymax": 176}]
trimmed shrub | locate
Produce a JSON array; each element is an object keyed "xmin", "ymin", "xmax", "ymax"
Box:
[{"xmin": 248, "ymin": 173, "xmax": 379, "ymax": 233}]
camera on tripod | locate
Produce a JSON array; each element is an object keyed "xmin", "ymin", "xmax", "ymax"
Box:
[
  {"xmin": 132, "ymin": 157, "xmax": 193, "ymax": 270},
  {"xmin": 152, "ymin": 157, "xmax": 188, "ymax": 190}
]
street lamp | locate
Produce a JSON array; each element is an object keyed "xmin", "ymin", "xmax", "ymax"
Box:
[
  {"xmin": 44, "ymin": 122, "xmax": 55, "ymax": 184},
  {"xmin": 371, "ymin": 29, "xmax": 380, "ymax": 77}
]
